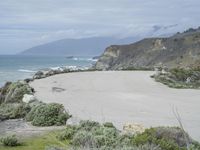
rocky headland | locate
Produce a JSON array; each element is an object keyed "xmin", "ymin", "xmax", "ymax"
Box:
[{"xmin": 94, "ymin": 27, "xmax": 200, "ymax": 70}]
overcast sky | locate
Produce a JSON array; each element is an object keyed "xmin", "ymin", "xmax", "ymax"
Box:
[{"xmin": 0, "ymin": 0, "xmax": 200, "ymax": 54}]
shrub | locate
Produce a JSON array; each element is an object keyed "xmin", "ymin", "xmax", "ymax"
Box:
[
  {"xmin": 56, "ymin": 121, "xmax": 197, "ymax": 150},
  {"xmin": 132, "ymin": 127, "xmax": 190, "ymax": 150},
  {"xmin": 136, "ymin": 143, "xmax": 162, "ymax": 150},
  {"xmin": 26, "ymin": 103, "xmax": 71, "ymax": 126},
  {"xmin": 170, "ymin": 68, "xmax": 192, "ymax": 81},
  {"xmin": 77, "ymin": 120, "xmax": 100, "ymax": 131},
  {"xmin": 0, "ymin": 103, "xmax": 31, "ymax": 121},
  {"xmin": 0, "ymin": 135, "xmax": 21, "ymax": 147},
  {"xmin": 70, "ymin": 121, "xmax": 126, "ymax": 149},
  {"xmin": 0, "ymin": 82, "xmax": 12, "ymax": 104},
  {"xmin": 57, "ymin": 125, "xmax": 76, "ymax": 141},
  {"xmin": 189, "ymin": 141, "xmax": 200, "ymax": 150},
  {"xmin": 4, "ymin": 82, "xmax": 33, "ymax": 103},
  {"xmin": 10, "ymin": 103, "xmax": 31, "ymax": 118},
  {"xmin": 72, "ymin": 130, "xmax": 96, "ymax": 148},
  {"xmin": 103, "ymin": 122, "xmax": 115, "ymax": 128},
  {"xmin": 153, "ymin": 68, "xmax": 200, "ymax": 89}
]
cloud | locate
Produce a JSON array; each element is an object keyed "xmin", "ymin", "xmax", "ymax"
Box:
[{"xmin": 0, "ymin": 0, "xmax": 200, "ymax": 54}]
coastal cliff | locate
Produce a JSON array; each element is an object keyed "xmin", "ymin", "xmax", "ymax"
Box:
[{"xmin": 94, "ymin": 28, "xmax": 200, "ymax": 70}]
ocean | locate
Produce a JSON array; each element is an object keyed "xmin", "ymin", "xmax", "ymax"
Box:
[{"xmin": 0, "ymin": 55, "xmax": 96, "ymax": 87}]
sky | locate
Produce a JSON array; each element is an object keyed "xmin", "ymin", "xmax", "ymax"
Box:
[{"xmin": 0, "ymin": 0, "xmax": 200, "ymax": 54}]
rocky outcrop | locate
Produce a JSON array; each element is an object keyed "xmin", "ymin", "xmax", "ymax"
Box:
[
  {"xmin": 22, "ymin": 94, "xmax": 37, "ymax": 103},
  {"xmin": 123, "ymin": 123, "xmax": 145, "ymax": 134},
  {"xmin": 32, "ymin": 66, "xmax": 87, "ymax": 80},
  {"xmin": 94, "ymin": 27, "xmax": 200, "ymax": 70}
]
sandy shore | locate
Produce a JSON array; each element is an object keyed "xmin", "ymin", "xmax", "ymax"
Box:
[{"xmin": 30, "ymin": 71, "xmax": 200, "ymax": 141}]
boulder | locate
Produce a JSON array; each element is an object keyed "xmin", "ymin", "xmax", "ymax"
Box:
[
  {"xmin": 22, "ymin": 94, "xmax": 37, "ymax": 103},
  {"xmin": 33, "ymin": 71, "xmax": 45, "ymax": 79},
  {"xmin": 24, "ymin": 78, "xmax": 34, "ymax": 83},
  {"xmin": 123, "ymin": 123, "xmax": 145, "ymax": 134}
]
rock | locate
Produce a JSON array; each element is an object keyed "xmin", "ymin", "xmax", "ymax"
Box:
[
  {"xmin": 161, "ymin": 68, "xmax": 168, "ymax": 74},
  {"xmin": 154, "ymin": 67, "xmax": 161, "ymax": 76},
  {"xmin": 35, "ymin": 71, "xmax": 44, "ymax": 76},
  {"xmin": 186, "ymin": 77, "xmax": 192, "ymax": 83},
  {"xmin": 33, "ymin": 71, "xmax": 45, "ymax": 79},
  {"xmin": 62, "ymin": 68, "xmax": 70, "ymax": 73},
  {"xmin": 92, "ymin": 56, "xmax": 100, "ymax": 60},
  {"xmin": 123, "ymin": 123, "xmax": 145, "ymax": 134},
  {"xmin": 45, "ymin": 70, "xmax": 56, "ymax": 76},
  {"xmin": 52, "ymin": 87, "xmax": 66, "ymax": 92},
  {"xmin": 24, "ymin": 78, "xmax": 33, "ymax": 83},
  {"xmin": 22, "ymin": 94, "xmax": 37, "ymax": 103}
]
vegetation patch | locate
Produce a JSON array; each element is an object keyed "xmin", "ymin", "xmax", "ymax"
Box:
[
  {"xmin": 0, "ymin": 102, "xmax": 31, "ymax": 121},
  {"xmin": 0, "ymin": 81, "xmax": 70, "ymax": 127},
  {"xmin": 26, "ymin": 103, "xmax": 71, "ymax": 126},
  {"xmin": 121, "ymin": 67, "xmax": 153, "ymax": 71},
  {"xmin": 0, "ymin": 135, "xmax": 21, "ymax": 147},
  {"xmin": 0, "ymin": 131, "xmax": 69, "ymax": 150},
  {"xmin": 0, "ymin": 81, "xmax": 33, "ymax": 104},
  {"xmin": 1, "ymin": 121, "xmax": 199, "ymax": 150},
  {"xmin": 152, "ymin": 68, "xmax": 200, "ymax": 89},
  {"xmin": 132, "ymin": 127, "xmax": 191, "ymax": 150},
  {"xmin": 0, "ymin": 81, "xmax": 34, "ymax": 121},
  {"xmin": 55, "ymin": 121, "xmax": 199, "ymax": 150}
]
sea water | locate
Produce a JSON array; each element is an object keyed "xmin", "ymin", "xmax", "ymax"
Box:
[{"xmin": 0, "ymin": 55, "xmax": 96, "ymax": 87}]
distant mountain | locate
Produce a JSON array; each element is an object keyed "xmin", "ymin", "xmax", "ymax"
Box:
[
  {"xmin": 94, "ymin": 27, "xmax": 200, "ymax": 70},
  {"xmin": 20, "ymin": 37, "xmax": 137, "ymax": 56}
]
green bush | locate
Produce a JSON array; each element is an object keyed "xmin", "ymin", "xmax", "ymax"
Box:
[
  {"xmin": 0, "ymin": 103, "xmax": 31, "ymax": 121},
  {"xmin": 77, "ymin": 120, "xmax": 100, "ymax": 131},
  {"xmin": 4, "ymin": 82, "xmax": 33, "ymax": 103},
  {"xmin": 55, "ymin": 120, "xmax": 198, "ymax": 150},
  {"xmin": 10, "ymin": 103, "xmax": 31, "ymax": 118},
  {"xmin": 26, "ymin": 103, "xmax": 71, "ymax": 126},
  {"xmin": 0, "ymin": 82, "xmax": 12, "ymax": 104},
  {"xmin": 103, "ymin": 122, "xmax": 115, "ymax": 128},
  {"xmin": 72, "ymin": 130, "xmax": 96, "ymax": 148},
  {"xmin": 0, "ymin": 135, "xmax": 21, "ymax": 147},
  {"xmin": 132, "ymin": 127, "xmax": 190, "ymax": 150},
  {"xmin": 57, "ymin": 125, "xmax": 76, "ymax": 141},
  {"xmin": 69, "ymin": 121, "xmax": 131, "ymax": 149},
  {"xmin": 170, "ymin": 68, "xmax": 192, "ymax": 81},
  {"xmin": 153, "ymin": 68, "xmax": 200, "ymax": 89},
  {"xmin": 0, "ymin": 81, "xmax": 34, "ymax": 121},
  {"xmin": 189, "ymin": 141, "xmax": 200, "ymax": 150}
]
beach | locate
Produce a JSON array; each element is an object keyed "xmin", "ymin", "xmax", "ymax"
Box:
[{"xmin": 30, "ymin": 71, "xmax": 200, "ymax": 141}]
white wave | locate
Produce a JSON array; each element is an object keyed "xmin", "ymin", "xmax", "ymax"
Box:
[
  {"xmin": 87, "ymin": 58, "xmax": 98, "ymax": 62},
  {"xmin": 65, "ymin": 65, "xmax": 78, "ymax": 69},
  {"xmin": 50, "ymin": 66, "xmax": 79, "ymax": 71},
  {"xmin": 72, "ymin": 57, "xmax": 97, "ymax": 62},
  {"xmin": 18, "ymin": 69, "xmax": 36, "ymax": 73},
  {"xmin": 72, "ymin": 57, "xmax": 78, "ymax": 61},
  {"xmin": 50, "ymin": 67, "xmax": 62, "ymax": 70}
]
